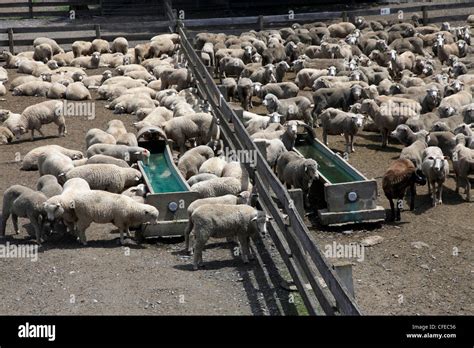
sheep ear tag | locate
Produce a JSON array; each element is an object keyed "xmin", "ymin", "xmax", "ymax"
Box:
[
  {"xmin": 69, "ymin": 200, "xmax": 75, "ymax": 209},
  {"xmin": 251, "ymin": 216, "xmax": 258, "ymax": 222}
]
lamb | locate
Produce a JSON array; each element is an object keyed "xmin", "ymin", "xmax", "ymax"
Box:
[
  {"xmin": 263, "ymin": 94, "xmax": 313, "ymax": 125},
  {"xmin": 121, "ymin": 184, "xmax": 147, "ymax": 203},
  {"xmin": 253, "ymin": 138, "xmax": 287, "ymax": 170},
  {"xmin": 67, "ymin": 190, "xmax": 159, "ymax": 245},
  {"xmin": 12, "ymin": 100, "xmax": 66, "ymax": 140},
  {"xmin": 191, "ymin": 177, "xmax": 250, "ymax": 198},
  {"xmin": 21, "ymin": 145, "xmax": 83, "ymax": 171},
  {"xmin": 0, "ymin": 126, "xmax": 13, "ymax": 144},
  {"xmin": 0, "ymin": 185, "xmax": 48, "ymax": 244},
  {"xmin": 251, "ymin": 120, "xmax": 298, "ymax": 151},
  {"xmin": 42, "ymin": 178, "xmax": 91, "ymax": 234},
  {"xmin": 276, "ymin": 151, "xmax": 318, "ymax": 207},
  {"xmin": 0, "ymin": 110, "xmax": 21, "ymax": 133},
  {"xmin": 111, "ymin": 37, "xmax": 129, "ymax": 55},
  {"xmin": 183, "ymin": 192, "xmax": 252, "ymax": 252},
  {"xmin": 36, "ymin": 175, "xmax": 63, "ymax": 198},
  {"xmin": 177, "ymin": 145, "xmax": 215, "ymax": 179},
  {"xmin": 189, "ymin": 204, "xmax": 269, "ymax": 269},
  {"xmin": 38, "ymin": 150, "xmax": 75, "ymax": 178},
  {"xmin": 237, "ymin": 77, "xmax": 254, "ymax": 110},
  {"xmin": 254, "ymin": 82, "xmax": 299, "ymax": 100},
  {"xmin": 85, "ymin": 128, "xmax": 117, "ymax": 148},
  {"xmin": 59, "ymin": 164, "xmax": 141, "ymax": 193},
  {"xmin": 198, "ymin": 157, "xmax": 228, "ymax": 177},
  {"xmin": 86, "ymin": 144, "xmax": 150, "ymax": 164},
  {"xmin": 437, "ymin": 91, "xmax": 472, "ymax": 117},
  {"xmin": 72, "ymin": 40, "xmax": 93, "ymax": 57},
  {"xmin": 12, "ymin": 81, "xmax": 52, "ymax": 97},
  {"xmin": 421, "ymin": 146, "xmax": 450, "ymax": 206},
  {"xmin": 187, "ymin": 173, "xmax": 219, "ymax": 187},
  {"xmin": 65, "ymin": 82, "xmax": 92, "ymax": 100},
  {"xmin": 319, "ymin": 109, "xmax": 365, "ymax": 153},
  {"xmin": 452, "ymin": 134, "xmax": 474, "ymax": 201},
  {"xmin": 382, "ymin": 159, "xmax": 427, "ymax": 221}
]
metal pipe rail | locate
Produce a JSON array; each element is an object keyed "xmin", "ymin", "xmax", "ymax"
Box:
[{"xmin": 175, "ymin": 20, "xmax": 362, "ymax": 316}]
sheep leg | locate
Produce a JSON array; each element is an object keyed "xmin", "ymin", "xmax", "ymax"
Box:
[
  {"xmin": 437, "ymin": 182, "xmax": 443, "ymax": 205},
  {"xmin": 409, "ymin": 183, "xmax": 416, "ymax": 211},
  {"xmin": 29, "ymin": 214, "xmax": 43, "ymax": 245},
  {"xmin": 344, "ymin": 133, "xmax": 350, "ymax": 154},
  {"xmin": 387, "ymin": 199, "xmax": 395, "ymax": 221},
  {"xmin": 466, "ymin": 180, "xmax": 471, "ymax": 201},
  {"xmin": 0, "ymin": 208, "xmax": 10, "ymax": 237},
  {"xmin": 12, "ymin": 214, "xmax": 19, "ymax": 234},
  {"xmin": 30, "ymin": 129, "xmax": 35, "ymax": 140},
  {"xmin": 238, "ymin": 235, "xmax": 250, "ymax": 264},
  {"xmin": 395, "ymin": 201, "xmax": 401, "ymax": 221},
  {"xmin": 192, "ymin": 238, "xmax": 206, "ymax": 270},
  {"xmin": 323, "ymin": 130, "xmax": 328, "ymax": 145},
  {"xmin": 75, "ymin": 221, "xmax": 89, "ymax": 246},
  {"xmin": 381, "ymin": 129, "xmax": 388, "ymax": 147}
]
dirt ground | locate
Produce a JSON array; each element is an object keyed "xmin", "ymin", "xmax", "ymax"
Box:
[{"xmin": 0, "ymin": 68, "xmax": 299, "ymax": 316}]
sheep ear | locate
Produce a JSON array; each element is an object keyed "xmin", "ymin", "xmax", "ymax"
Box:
[{"xmin": 250, "ymin": 216, "xmax": 258, "ymax": 222}]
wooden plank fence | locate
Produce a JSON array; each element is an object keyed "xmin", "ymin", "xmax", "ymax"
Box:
[{"xmin": 0, "ymin": 0, "xmax": 101, "ymax": 18}]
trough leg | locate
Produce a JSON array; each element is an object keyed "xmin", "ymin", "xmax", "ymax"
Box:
[
  {"xmin": 238, "ymin": 235, "xmax": 250, "ymax": 264},
  {"xmin": 12, "ymin": 214, "xmax": 19, "ymax": 234}
]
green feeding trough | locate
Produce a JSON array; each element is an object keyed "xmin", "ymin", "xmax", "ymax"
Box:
[
  {"xmin": 295, "ymin": 131, "xmax": 385, "ymax": 226},
  {"xmin": 136, "ymin": 137, "xmax": 199, "ymax": 239}
]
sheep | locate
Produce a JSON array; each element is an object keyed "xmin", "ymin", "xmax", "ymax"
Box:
[
  {"xmin": 319, "ymin": 109, "xmax": 365, "ymax": 153},
  {"xmin": 398, "ymin": 131, "xmax": 430, "ymax": 169},
  {"xmin": 12, "ymin": 81, "xmax": 52, "ymax": 97},
  {"xmin": 187, "ymin": 173, "xmax": 219, "ymax": 187},
  {"xmin": 72, "ymin": 40, "xmax": 93, "ymax": 57},
  {"xmin": 160, "ymin": 68, "xmax": 193, "ymax": 91},
  {"xmin": 421, "ymin": 146, "xmax": 450, "ymax": 206},
  {"xmin": 177, "ymin": 145, "xmax": 215, "ymax": 179},
  {"xmin": 437, "ymin": 39, "xmax": 468, "ymax": 64},
  {"xmin": 9, "ymin": 75, "xmax": 39, "ymax": 91},
  {"xmin": 91, "ymin": 39, "xmax": 110, "ymax": 54},
  {"xmin": 275, "ymin": 61, "xmax": 290, "ymax": 82},
  {"xmin": 295, "ymin": 67, "xmax": 335, "ymax": 90},
  {"xmin": 452, "ymin": 134, "xmax": 474, "ymax": 201},
  {"xmin": 0, "ymin": 185, "xmax": 48, "ymax": 244},
  {"xmin": 437, "ymin": 91, "xmax": 472, "ymax": 118},
  {"xmin": 312, "ymin": 85, "xmax": 365, "ymax": 117},
  {"xmin": 183, "ymin": 192, "xmax": 252, "ymax": 252},
  {"xmin": 36, "ymin": 175, "xmax": 63, "ymax": 198},
  {"xmin": 253, "ymin": 138, "xmax": 287, "ymax": 170},
  {"xmin": 116, "ymin": 133, "xmax": 138, "ymax": 147},
  {"xmin": 237, "ymin": 77, "xmax": 254, "ymax": 110},
  {"xmin": 382, "ymin": 159, "xmax": 427, "ymax": 221},
  {"xmin": 33, "ymin": 43, "xmax": 53, "ymax": 63},
  {"xmin": 65, "ymin": 82, "xmax": 92, "ymax": 101},
  {"xmin": 12, "ymin": 100, "xmax": 66, "ymax": 140},
  {"xmin": 198, "ymin": 157, "xmax": 228, "ymax": 177},
  {"xmin": 405, "ymin": 112, "xmax": 440, "ymax": 132},
  {"xmin": 189, "ymin": 204, "xmax": 269, "ymax": 269},
  {"xmin": 218, "ymin": 56, "xmax": 245, "ymax": 79},
  {"xmin": 389, "ymin": 50, "xmax": 415, "ymax": 78},
  {"xmin": 430, "ymin": 114, "xmax": 463, "ymax": 132},
  {"xmin": 191, "ymin": 177, "xmax": 249, "ymax": 198},
  {"xmin": 82, "ymin": 70, "xmax": 112, "ymax": 89},
  {"xmin": 328, "ymin": 22, "xmax": 356, "ymax": 38},
  {"xmin": 0, "ymin": 126, "xmax": 14, "ymax": 144},
  {"xmin": 59, "ymin": 164, "xmax": 141, "ymax": 193},
  {"xmin": 21, "ymin": 145, "xmax": 83, "ymax": 171},
  {"xmin": 390, "ymin": 124, "xmax": 430, "ymax": 146},
  {"xmin": 218, "ymin": 78, "xmax": 237, "ymax": 101},
  {"xmin": 42, "ymin": 178, "xmax": 91, "ymax": 234},
  {"xmin": 70, "ymin": 51, "xmax": 101, "ymax": 69},
  {"xmin": 264, "ymin": 93, "xmax": 313, "ymax": 125},
  {"xmin": 276, "ymin": 151, "xmax": 318, "ymax": 207},
  {"xmin": 254, "ymin": 82, "xmax": 299, "ymax": 100},
  {"xmin": 38, "ymin": 151, "xmax": 75, "ymax": 178},
  {"xmin": 17, "ymin": 60, "xmax": 49, "ymax": 76},
  {"xmin": 67, "ymin": 190, "xmax": 159, "ymax": 245},
  {"xmin": 52, "ymin": 51, "xmax": 75, "ymax": 66},
  {"xmin": 85, "ymin": 128, "xmax": 117, "ymax": 148},
  {"xmin": 133, "ymin": 107, "xmax": 173, "ymax": 129},
  {"xmin": 99, "ymin": 52, "xmax": 127, "ymax": 68},
  {"xmin": 33, "ymin": 37, "xmax": 63, "ymax": 55},
  {"xmin": 79, "ymin": 154, "xmax": 131, "ymax": 168},
  {"xmin": 0, "ymin": 82, "xmax": 5, "ymax": 96},
  {"xmin": 105, "ymin": 119, "xmax": 127, "ymax": 139},
  {"xmin": 47, "ymin": 82, "xmax": 67, "ymax": 99},
  {"xmin": 261, "ymin": 44, "xmax": 287, "ymax": 65},
  {"xmin": 111, "ymin": 94, "xmax": 156, "ymax": 114},
  {"xmin": 124, "ymin": 70, "xmax": 156, "ymax": 82},
  {"xmin": 86, "ymin": 144, "xmax": 150, "ymax": 164},
  {"xmin": 251, "ymin": 120, "xmax": 298, "ymax": 150},
  {"xmin": 111, "ymin": 37, "xmax": 129, "ymax": 55},
  {"xmin": 247, "ymin": 64, "xmax": 277, "ymax": 85},
  {"xmin": 101, "ymin": 76, "xmax": 146, "ymax": 89}
]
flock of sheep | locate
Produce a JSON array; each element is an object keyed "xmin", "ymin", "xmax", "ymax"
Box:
[
  {"xmin": 196, "ymin": 14, "xmax": 474, "ymax": 221},
  {"xmin": 0, "ymin": 12, "xmax": 473, "ymax": 269}
]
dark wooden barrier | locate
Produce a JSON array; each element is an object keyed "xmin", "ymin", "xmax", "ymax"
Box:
[{"xmin": 0, "ymin": 0, "xmax": 101, "ymax": 18}]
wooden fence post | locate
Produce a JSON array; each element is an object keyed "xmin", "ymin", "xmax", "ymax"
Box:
[
  {"xmin": 28, "ymin": 0, "xmax": 33, "ymax": 18},
  {"xmin": 95, "ymin": 24, "xmax": 101, "ymax": 39},
  {"xmin": 258, "ymin": 15, "xmax": 264, "ymax": 31},
  {"xmin": 99, "ymin": 0, "xmax": 103, "ymax": 16},
  {"xmin": 422, "ymin": 6, "xmax": 428, "ymax": 25},
  {"xmin": 8, "ymin": 28, "xmax": 14, "ymax": 54}
]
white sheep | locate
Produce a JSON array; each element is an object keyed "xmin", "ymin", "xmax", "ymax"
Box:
[
  {"xmin": 421, "ymin": 146, "xmax": 450, "ymax": 206},
  {"xmin": 190, "ymin": 204, "xmax": 270, "ymax": 269},
  {"xmin": 36, "ymin": 175, "xmax": 63, "ymax": 198},
  {"xmin": 0, "ymin": 126, "xmax": 14, "ymax": 144},
  {"xmin": 111, "ymin": 37, "xmax": 129, "ymax": 55},
  {"xmin": 86, "ymin": 144, "xmax": 150, "ymax": 163},
  {"xmin": 65, "ymin": 82, "xmax": 92, "ymax": 100},
  {"xmin": 177, "ymin": 145, "xmax": 215, "ymax": 179},
  {"xmin": 198, "ymin": 157, "xmax": 228, "ymax": 177},
  {"xmin": 85, "ymin": 128, "xmax": 117, "ymax": 148},
  {"xmin": 12, "ymin": 81, "xmax": 52, "ymax": 97},
  {"xmin": 38, "ymin": 150, "xmax": 75, "ymax": 178},
  {"xmin": 116, "ymin": 133, "xmax": 138, "ymax": 147},
  {"xmin": 253, "ymin": 138, "xmax": 287, "ymax": 170},
  {"xmin": 121, "ymin": 184, "xmax": 147, "ymax": 203},
  {"xmin": 105, "ymin": 119, "xmax": 127, "ymax": 139},
  {"xmin": 12, "ymin": 100, "xmax": 67, "ymax": 140},
  {"xmin": 191, "ymin": 177, "xmax": 249, "ymax": 198},
  {"xmin": 186, "ymin": 173, "xmax": 218, "ymax": 187},
  {"xmin": 47, "ymin": 82, "xmax": 67, "ymax": 99},
  {"xmin": 60, "ymin": 164, "xmax": 141, "ymax": 193},
  {"xmin": 21, "ymin": 145, "xmax": 83, "ymax": 170}
]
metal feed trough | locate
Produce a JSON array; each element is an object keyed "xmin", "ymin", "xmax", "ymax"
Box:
[
  {"xmin": 135, "ymin": 128, "xmax": 199, "ymax": 239},
  {"xmin": 294, "ymin": 129, "xmax": 386, "ymax": 225}
]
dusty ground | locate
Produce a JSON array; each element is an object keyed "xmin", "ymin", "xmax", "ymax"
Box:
[{"xmin": 0, "ymin": 68, "xmax": 298, "ymax": 316}]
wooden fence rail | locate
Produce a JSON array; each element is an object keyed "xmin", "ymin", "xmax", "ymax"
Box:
[
  {"xmin": 0, "ymin": 0, "xmax": 100, "ymax": 18},
  {"xmin": 176, "ymin": 18, "xmax": 362, "ymax": 315}
]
